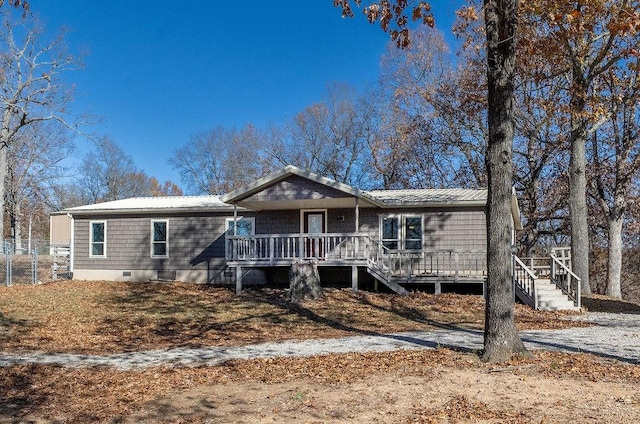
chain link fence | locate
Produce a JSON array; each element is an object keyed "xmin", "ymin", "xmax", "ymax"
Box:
[{"xmin": 0, "ymin": 239, "xmax": 69, "ymax": 286}]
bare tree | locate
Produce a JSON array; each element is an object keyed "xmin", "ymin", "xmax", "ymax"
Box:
[
  {"xmin": 378, "ymin": 27, "xmax": 487, "ymax": 189},
  {"xmin": 77, "ymin": 137, "xmax": 150, "ymax": 203},
  {"xmin": 0, "ymin": 14, "xmax": 82, "ymax": 239},
  {"xmin": 6, "ymin": 120, "xmax": 74, "ymax": 248},
  {"xmin": 588, "ymin": 62, "xmax": 640, "ymax": 299},
  {"xmin": 170, "ymin": 124, "xmax": 267, "ymax": 195},
  {"xmin": 268, "ymin": 83, "xmax": 375, "ymax": 187}
]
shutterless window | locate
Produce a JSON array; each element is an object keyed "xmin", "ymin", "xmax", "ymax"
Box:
[
  {"xmin": 404, "ymin": 216, "xmax": 423, "ymax": 250},
  {"xmin": 381, "ymin": 216, "xmax": 400, "ymax": 250},
  {"xmin": 226, "ymin": 217, "xmax": 255, "ymax": 236},
  {"xmin": 90, "ymin": 221, "xmax": 106, "ymax": 257},
  {"xmin": 151, "ymin": 220, "xmax": 168, "ymax": 257}
]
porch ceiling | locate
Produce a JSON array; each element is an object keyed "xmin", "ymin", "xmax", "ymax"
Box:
[{"xmin": 235, "ymin": 197, "xmax": 377, "ymax": 211}]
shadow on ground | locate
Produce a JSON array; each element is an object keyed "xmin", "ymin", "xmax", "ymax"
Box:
[{"xmin": 581, "ymin": 295, "xmax": 640, "ymax": 314}]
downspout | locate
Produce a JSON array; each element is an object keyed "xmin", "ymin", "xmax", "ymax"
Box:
[{"xmin": 354, "ymin": 197, "xmax": 360, "ymax": 258}]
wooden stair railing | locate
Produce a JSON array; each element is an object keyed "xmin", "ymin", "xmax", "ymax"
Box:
[
  {"xmin": 550, "ymin": 252, "xmax": 581, "ymax": 309},
  {"xmin": 513, "ymin": 255, "xmax": 538, "ymax": 309}
]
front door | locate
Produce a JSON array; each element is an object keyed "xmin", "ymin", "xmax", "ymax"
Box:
[{"xmin": 302, "ymin": 211, "xmax": 326, "ymax": 258}]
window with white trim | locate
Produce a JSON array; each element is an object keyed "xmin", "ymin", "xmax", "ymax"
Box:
[
  {"xmin": 380, "ymin": 215, "xmax": 423, "ymax": 251},
  {"xmin": 225, "ymin": 217, "xmax": 255, "ymax": 236},
  {"xmin": 90, "ymin": 221, "xmax": 106, "ymax": 257},
  {"xmin": 151, "ymin": 220, "xmax": 169, "ymax": 257},
  {"xmin": 403, "ymin": 216, "xmax": 423, "ymax": 250},
  {"xmin": 381, "ymin": 216, "xmax": 400, "ymax": 250}
]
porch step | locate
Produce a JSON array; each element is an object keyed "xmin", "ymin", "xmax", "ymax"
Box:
[{"xmin": 535, "ymin": 279, "xmax": 579, "ymax": 311}]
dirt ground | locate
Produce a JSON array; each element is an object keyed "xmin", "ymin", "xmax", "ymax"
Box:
[
  {"xmin": 124, "ymin": 368, "xmax": 640, "ymax": 424},
  {"xmin": 2, "ymin": 282, "xmax": 640, "ymax": 423},
  {"xmin": 6, "ymin": 350, "xmax": 640, "ymax": 424}
]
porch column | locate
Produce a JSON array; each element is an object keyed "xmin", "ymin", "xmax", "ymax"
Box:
[
  {"xmin": 354, "ymin": 197, "xmax": 360, "ymax": 258},
  {"xmin": 351, "ymin": 265, "xmax": 358, "ymax": 292},
  {"xmin": 233, "ymin": 204, "xmax": 238, "ymax": 235},
  {"xmin": 235, "ymin": 266, "xmax": 242, "ymax": 295},
  {"xmin": 354, "ymin": 197, "xmax": 359, "ymax": 231}
]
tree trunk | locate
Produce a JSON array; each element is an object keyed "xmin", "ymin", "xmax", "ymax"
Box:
[
  {"xmin": 606, "ymin": 212, "xmax": 623, "ymax": 299},
  {"xmin": 288, "ymin": 260, "xmax": 323, "ymax": 302},
  {"xmin": 568, "ymin": 77, "xmax": 591, "ymax": 295},
  {"xmin": 482, "ymin": 0, "xmax": 528, "ymax": 363},
  {"xmin": 0, "ymin": 145, "xmax": 5, "ymax": 241}
]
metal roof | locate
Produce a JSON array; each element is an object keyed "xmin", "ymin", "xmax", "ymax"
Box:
[
  {"xmin": 366, "ymin": 188, "xmax": 487, "ymax": 206},
  {"xmin": 63, "ymin": 195, "xmax": 236, "ymax": 215}
]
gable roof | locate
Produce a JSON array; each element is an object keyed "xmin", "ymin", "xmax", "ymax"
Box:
[
  {"xmin": 62, "ymin": 195, "xmax": 236, "ymax": 215},
  {"xmin": 220, "ymin": 165, "xmax": 382, "ymax": 209},
  {"xmin": 57, "ymin": 165, "xmax": 521, "ymax": 230}
]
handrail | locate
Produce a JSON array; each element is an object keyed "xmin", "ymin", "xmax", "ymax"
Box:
[
  {"xmin": 227, "ymin": 233, "xmax": 488, "ymax": 280},
  {"xmin": 550, "ymin": 253, "xmax": 581, "ymax": 309},
  {"xmin": 513, "ymin": 255, "xmax": 538, "ymax": 309}
]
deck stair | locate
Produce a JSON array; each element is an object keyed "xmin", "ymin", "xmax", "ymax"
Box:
[
  {"xmin": 513, "ymin": 250, "xmax": 581, "ymax": 311},
  {"xmin": 366, "ymin": 260, "xmax": 409, "ymax": 295},
  {"xmin": 533, "ymin": 278, "xmax": 580, "ymax": 311}
]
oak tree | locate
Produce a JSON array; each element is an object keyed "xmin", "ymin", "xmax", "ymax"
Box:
[
  {"xmin": 334, "ymin": 0, "xmax": 527, "ymax": 362},
  {"xmin": 519, "ymin": 0, "xmax": 640, "ymax": 294}
]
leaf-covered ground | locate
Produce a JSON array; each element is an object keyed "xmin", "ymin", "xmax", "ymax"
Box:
[
  {"xmin": 0, "ymin": 280, "xmax": 636, "ymax": 423},
  {"xmin": 0, "ymin": 280, "xmax": 587, "ymax": 354}
]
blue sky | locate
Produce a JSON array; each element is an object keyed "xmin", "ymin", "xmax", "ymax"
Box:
[{"xmin": 28, "ymin": 1, "xmax": 461, "ymax": 187}]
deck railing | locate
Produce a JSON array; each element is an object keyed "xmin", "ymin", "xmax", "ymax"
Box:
[{"xmin": 227, "ymin": 233, "xmax": 487, "ymax": 280}]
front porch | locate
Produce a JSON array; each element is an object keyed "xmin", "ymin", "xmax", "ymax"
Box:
[{"xmin": 226, "ymin": 233, "xmax": 488, "ymax": 295}]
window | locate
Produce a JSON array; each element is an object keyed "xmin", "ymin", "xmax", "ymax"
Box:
[
  {"xmin": 151, "ymin": 220, "xmax": 168, "ymax": 257},
  {"xmin": 404, "ymin": 216, "xmax": 423, "ymax": 250},
  {"xmin": 381, "ymin": 216, "xmax": 400, "ymax": 250},
  {"xmin": 90, "ymin": 221, "xmax": 106, "ymax": 257},
  {"xmin": 380, "ymin": 215, "xmax": 423, "ymax": 251},
  {"xmin": 226, "ymin": 217, "xmax": 255, "ymax": 236}
]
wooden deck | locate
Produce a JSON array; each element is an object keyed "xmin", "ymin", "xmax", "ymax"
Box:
[{"xmin": 227, "ymin": 233, "xmax": 487, "ymax": 294}]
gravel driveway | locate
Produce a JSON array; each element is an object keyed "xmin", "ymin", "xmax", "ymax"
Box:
[{"xmin": 0, "ymin": 312, "xmax": 637, "ymax": 370}]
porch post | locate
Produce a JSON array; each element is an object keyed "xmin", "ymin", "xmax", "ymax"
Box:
[
  {"xmin": 354, "ymin": 197, "xmax": 360, "ymax": 257},
  {"xmin": 233, "ymin": 204, "xmax": 238, "ymax": 235},
  {"xmin": 351, "ymin": 265, "xmax": 358, "ymax": 292},
  {"xmin": 235, "ymin": 266, "xmax": 242, "ymax": 295}
]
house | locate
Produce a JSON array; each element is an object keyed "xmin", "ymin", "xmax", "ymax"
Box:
[{"xmin": 54, "ymin": 165, "xmax": 524, "ymax": 296}]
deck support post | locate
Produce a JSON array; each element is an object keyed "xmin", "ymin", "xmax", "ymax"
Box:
[
  {"xmin": 235, "ymin": 266, "xmax": 242, "ymax": 295},
  {"xmin": 434, "ymin": 281, "xmax": 441, "ymax": 295},
  {"xmin": 351, "ymin": 265, "xmax": 358, "ymax": 292}
]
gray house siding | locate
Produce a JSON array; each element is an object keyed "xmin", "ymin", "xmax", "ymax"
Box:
[
  {"xmin": 243, "ymin": 175, "xmax": 352, "ymax": 202},
  {"xmin": 73, "ymin": 212, "xmax": 255, "ymax": 283},
  {"xmin": 70, "ymin": 205, "xmax": 486, "ymax": 284},
  {"xmin": 356, "ymin": 206, "xmax": 486, "ymax": 251}
]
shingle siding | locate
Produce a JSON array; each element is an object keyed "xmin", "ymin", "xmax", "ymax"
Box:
[
  {"xmin": 73, "ymin": 212, "xmax": 253, "ymax": 274},
  {"xmin": 244, "ymin": 175, "xmax": 352, "ymax": 202}
]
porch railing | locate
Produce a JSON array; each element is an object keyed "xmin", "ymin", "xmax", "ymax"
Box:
[
  {"xmin": 226, "ymin": 233, "xmax": 368, "ymax": 263},
  {"xmin": 227, "ymin": 233, "xmax": 487, "ymax": 280}
]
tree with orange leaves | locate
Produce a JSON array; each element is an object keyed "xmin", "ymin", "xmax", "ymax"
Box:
[
  {"xmin": 519, "ymin": 0, "xmax": 640, "ymax": 295},
  {"xmin": 334, "ymin": 0, "xmax": 528, "ymax": 362}
]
